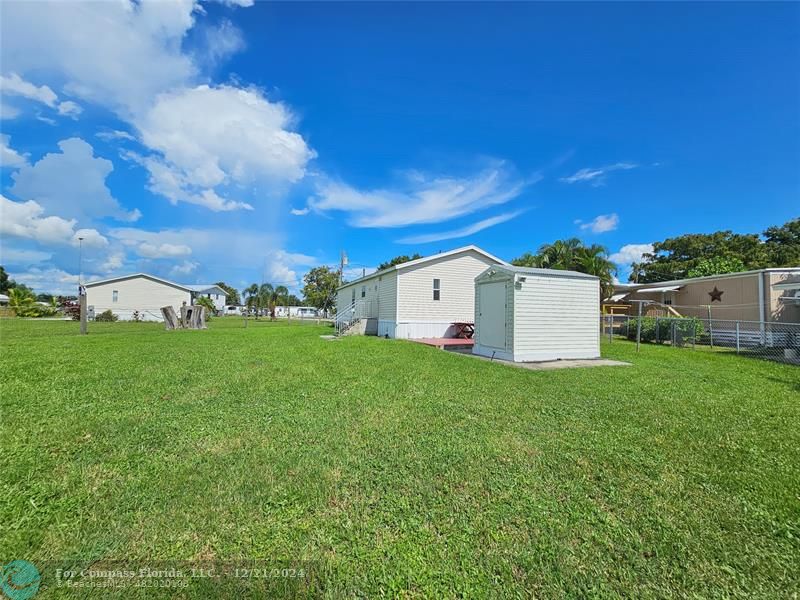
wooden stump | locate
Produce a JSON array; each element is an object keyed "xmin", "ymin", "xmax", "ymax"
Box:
[{"xmin": 161, "ymin": 306, "xmax": 180, "ymax": 330}]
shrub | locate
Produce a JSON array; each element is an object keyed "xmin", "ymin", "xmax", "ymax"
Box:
[
  {"xmin": 95, "ymin": 309, "xmax": 118, "ymax": 322},
  {"xmin": 626, "ymin": 316, "xmax": 705, "ymax": 345},
  {"xmin": 194, "ymin": 297, "xmax": 215, "ymax": 320}
]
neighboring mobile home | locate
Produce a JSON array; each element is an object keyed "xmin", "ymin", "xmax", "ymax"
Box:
[
  {"xmin": 185, "ymin": 285, "xmax": 228, "ymax": 313},
  {"xmin": 612, "ymin": 268, "xmax": 800, "ymax": 323},
  {"xmin": 336, "ymin": 245, "xmax": 507, "ymax": 338},
  {"xmin": 473, "ymin": 265, "xmax": 600, "ymax": 362},
  {"xmin": 85, "ymin": 274, "xmax": 227, "ymax": 321}
]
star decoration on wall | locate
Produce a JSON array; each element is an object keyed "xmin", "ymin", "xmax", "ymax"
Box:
[{"xmin": 708, "ymin": 287, "xmax": 724, "ymax": 302}]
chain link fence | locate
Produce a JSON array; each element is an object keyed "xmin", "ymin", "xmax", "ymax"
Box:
[{"xmin": 600, "ymin": 314, "xmax": 800, "ymax": 364}]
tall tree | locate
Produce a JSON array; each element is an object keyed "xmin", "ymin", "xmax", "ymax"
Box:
[
  {"xmin": 243, "ymin": 283, "xmax": 259, "ymax": 315},
  {"xmin": 763, "ymin": 218, "xmax": 800, "ymax": 267},
  {"xmin": 376, "ymin": 253, "xmax": 422, "ymax": 271},
  {"xmin": 634, "ymin": 230, "xmax": 767, "ymax": 282},
  {"xmin": 214, "ymin": 281, "xmax": 240, "ymax": 305},
  {"xmin": 0, "ymin": 266, "xmax": 9, "ymax": 294},
  {"xmin": 686, "ymin": 256, "xmax": 746, "ymax": 278},
  {"xmin": 512, "ymin": 239, "xmax": 616, "ymax": 299},
  {"xmin": 302, "ymin": 266, "xmax": 339, "ymax": 312}
]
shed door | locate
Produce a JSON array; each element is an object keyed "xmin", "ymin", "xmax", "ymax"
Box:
[{"xmin": 478, "ymin": 282, "xmax": 507, "ymax": 349}]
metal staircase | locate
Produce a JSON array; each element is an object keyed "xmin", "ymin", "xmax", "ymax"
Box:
[{"xmin": 334, "ymin": 299, "xmax": 375, "ymax": 336}]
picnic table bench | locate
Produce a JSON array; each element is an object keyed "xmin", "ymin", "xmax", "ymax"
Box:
[{"xmin": 452, "ymin": 321, "xmax": 475, "ymax": 339}]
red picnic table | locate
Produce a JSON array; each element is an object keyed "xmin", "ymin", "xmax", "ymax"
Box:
[{"xmin": 452, "ymin": 321, "xmax": 475, "ymax": 339}]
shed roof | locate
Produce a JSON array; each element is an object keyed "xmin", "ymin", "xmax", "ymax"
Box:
[{"xmin": 482, "ymin": 264, "xmax": 600, "ymax": 281}]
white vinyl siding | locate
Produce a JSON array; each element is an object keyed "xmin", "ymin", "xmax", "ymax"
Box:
[
  {"xmin": 397, "ymin": 250, "xmax": 499, "ymax": 323},
  {"xmin": 378, "ymin": 271, "xmax": 397, "ymax": 321},
  {"xmin": 337, "ymin": 276, "xmax": 379, "ymax": 318},
  {"xmin": 85, "ymin": 276, "xmax": 191, "ymax": 322},
  {"xmin": 513, "ymin": 273, "xmax": 599, "ymax": 360},
  {"xmin": 474, "ymin": 266, "xmax": 599, "ymax": 362}
]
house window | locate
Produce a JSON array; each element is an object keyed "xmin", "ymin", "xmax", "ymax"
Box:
[
  {"xmin": 361, "ymin": 285, "xmax": 366, "ymax": 298},
  {"xmin": 351, "ymin": 289, "xmax": 356, "ymax": 303},
  {"xmin": 112, "ymin": 290, "xmax": 118, "ymax": 303},
  {"xmin": 433, "ymin": 279, "xmax": 440, "ymax": 301}
]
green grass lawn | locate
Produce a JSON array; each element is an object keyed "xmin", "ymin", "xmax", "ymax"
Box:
[{"xmin": 2, "ymin": 318, "xmax": 799, "ymax": 598}]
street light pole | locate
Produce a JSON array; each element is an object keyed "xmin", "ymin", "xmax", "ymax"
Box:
[
  {"xmin": 78, "ymin": 237, "xmax": 87, "ymax": 335},
  {"xmin": 78, "ymin": 237, "xmax": 84, "ymax": 285}
]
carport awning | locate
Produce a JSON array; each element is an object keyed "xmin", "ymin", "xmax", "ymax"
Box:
[{"xmin": 635, "ymin": 285, "xmax": 682, "ymax": 293}]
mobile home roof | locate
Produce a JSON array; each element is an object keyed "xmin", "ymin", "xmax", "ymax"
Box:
[{"xmin": 337, "ymin": 245, "xmax": 508, "ymax": 290}]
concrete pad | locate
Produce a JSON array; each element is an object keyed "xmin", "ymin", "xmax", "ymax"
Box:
[{"xmin": 448, "ymin": 348, "xmax": 630, "ymax": 370}]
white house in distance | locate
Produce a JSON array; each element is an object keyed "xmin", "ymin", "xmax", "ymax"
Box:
[
  {"xmin": 84, "ymin": 274, "xmax": 227, "ymax": 321},
  {"xmin": 473, "ymin": 265, "xmax": 600, "ymax": 362},
  {"xmin": 336, "ymin": 245, "xmax": 508, "ymax": 338},
  {"xmin": 185, "ymin": 284, "xmax": 228, "ymax": 313}
]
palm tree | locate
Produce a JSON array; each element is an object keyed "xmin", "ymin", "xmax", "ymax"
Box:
[
  {"xmin": 274, "ymin": 285, "xmax": 289, "ymax": 319},
  {"xmin": 8, "ymin": 287, "xmax": 37, "ymax": 317},
  {"xmin": 243, "ymin": 284, "xmax": 259, "ymax": 316},
  {"xmin": 256, "ymin": 283, "xmax": 273, "ymax": 319},
  {"xmin": 537, "ymin": 237, "xmax": 582, "ymax": 270},
  {"xmin": 576, "ymin": 245, "xmax": 616, "ymax": 300}
]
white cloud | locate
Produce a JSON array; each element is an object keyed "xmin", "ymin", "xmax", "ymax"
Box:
[
  {"xmin": 10, "ymin": 137, "xmax": 141, "ymax": 222},
  {"xmin": 1, "ymin": 134, "xmax": 28, "ymax": 168},
  {"xmin": 0, "ymin": 195, "xmax": 109, "ymax": 249},
  {"xmin": 135, "ymin": 84, "xmax": 314, "ymax": 194},
  {"xmin": 290, "ymin": 207, "xmax": 310, "ymax": 216},
  {"xmin": 195, "ymin": 19, "xmax": 245, "ymax": 68},
  {"xmin": 0, "ymin": 102, "xmax": 21, "ymax": 120},
  {"xmin": 106, "ymin": 226, "xmax": 314, "ymax": 291},
  {"xmin": 72, "ymin": 228, "xmax": 109, "ymax": 248},
  {"xmin": 0, "ymin": 247, "xmax": 52, "ymax": 265},
  {"xmin": 2, "ymin": 2, "xmax": 311, "ymax": 214},
  {"xmin": 170, "ymin": 260, "xmax": 199, "ymax": 277},
  {"xmin": 610, "ymin": 243, "xmax": 654, "ymax": 266},
  {"xmin": 0, "ymin": 73, "xmax": 82, "ymax": 120},
  {"xmin": 560, "ymin": 162, "xmax": 637, "ymax": 186},
  {"xmin": 0, "ymin": 1, "xmax": 198, "ymax": 116},
  {"xmin": 96, "ymin": 129, "xmax": 137, "ymax": 142},
  {"xmin": 0, "ymin": 72, "xmax": 58, "ymax": 106},
  {"xmin": 100, "ymin": 252, "xmax": 125, "ymax": 273},
  {"xmin": 36, "ymin": 114, "xmax": 57, "ymax": 126},
  {"xmin": 210, "ymin": 0, "xmax": 254, "ymax": 6},
  {"xmin": 8, "ymin": 267, "xmax": 80, "ymax": 296},
  {"xmin": 577, "ymin": 213, "xmax": 619, "ymax": 234},
  {"xmin": 311, "ymin": 163, "xmax": 527, "ymax": 228},
  {"xmin": 57, "ymin": 100, "xmax": 83, "ymax": 119},
  {"xmin": 397, "ymin": 210, "xmax": 524, "ymax": 244},
  {"xmin": 136, "ymin": 242, "xmax": 192, "ymax": 259},
  {"xmin": 1, "ymin": 195, "xmax": 77, "ymax": 244}
]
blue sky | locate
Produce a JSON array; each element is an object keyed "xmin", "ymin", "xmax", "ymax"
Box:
[{"xmin": 1, "ymin": 1, "xmax": 798, "ymax": 295}]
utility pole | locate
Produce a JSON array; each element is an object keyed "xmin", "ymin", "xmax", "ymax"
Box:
[
  {"xmin": 78, "ymin": 237, "xmax": 87, "ymax": 335},
  {"xmin": 339, "ymin": 250, "xmax": 348, "ymax": 286}
]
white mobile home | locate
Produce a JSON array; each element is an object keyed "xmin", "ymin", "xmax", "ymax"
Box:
[
  {"xmin": 185, "ymin": 285, "xmax": 228, "ymax": 313},
  {"xmin": 336, "ymin": 245, "xmax": 507, "ymax": 338},
  {"xmin": 85, "ymin": 274, "xmax": 227, "ymax": 321},
  {"xmin": 473, "ymin": 265, "xmax": 600, "ymax": 362}
]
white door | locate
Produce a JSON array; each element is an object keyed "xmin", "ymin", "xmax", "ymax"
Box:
[{"xmin": 478, "ymin": 282, "xmax": 507, "ymax": 349}]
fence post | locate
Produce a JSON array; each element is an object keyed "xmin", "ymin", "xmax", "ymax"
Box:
[
  {"xmin": 655, "ymin": 316, "xmax": 660, "ymax": 344},
  {"xmin": 707, "ymin": 305, "xmax": 714, "ymax": 349},
  {"xmin": 608, "ymin": 315, "xmax": 613, "ymax": 343},
  {"xmin": 735, "ymin": 321, "xmax": 740, "ymax": 354},
  {"xmin": 636, "ymin": 302, "xmax": 643, "ymax": 353},
  {"xmin": 671, "ymin": 320, "xmax": 676, "ymax": 346}
]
